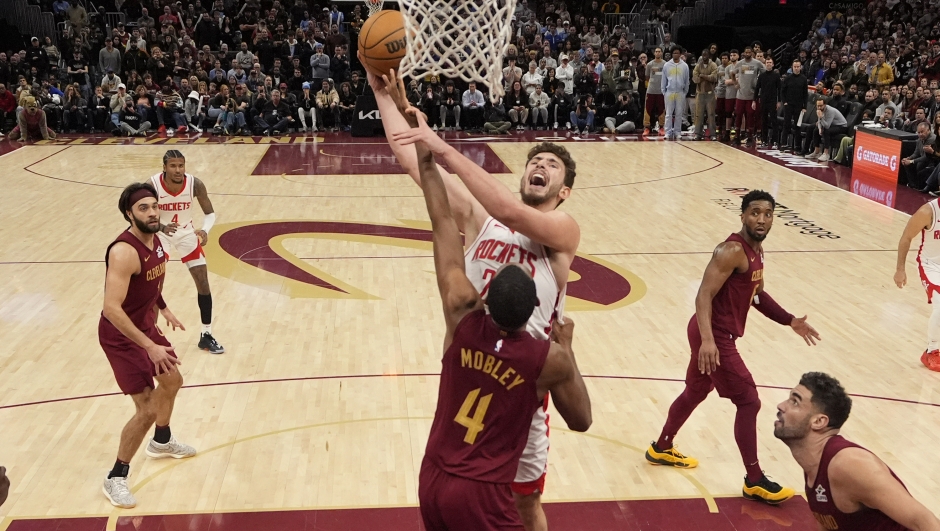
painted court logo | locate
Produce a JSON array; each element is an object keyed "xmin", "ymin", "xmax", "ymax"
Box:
[
  {"xmin": 205, "ymin": 220, "xmax": 646, "ymax": 310},
  {"xmin": 856, "ymin": 145, "xmax": 898, "ymax": 171}
]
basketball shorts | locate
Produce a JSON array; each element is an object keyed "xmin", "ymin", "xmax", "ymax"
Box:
[
  {"xmin": 99, "ymin": 317, "xmax": 177, "ymax": 395},
  {"xmin": 645, "ymin": 93, "xmax": 665, "ymax": 121},
  {"xmin": 512, "ymin": 398, "xmax": 549, "ymax": 495},
  {"xmin": 419, "ymin": 458, "xmax": 523, "ymax": 531},
  {"xmin": 723, "ymin": 97, "xmax": 737, "ymax": 115},
  {"xmin": 164, "ymin": 227, "xmax": 206, "ymax": 268},
  {"xmin": 684, "ymin": 316, "xmax": 756, "ymax": 402},
  {"xmin": 918, "ymin": 257, "xmax": 940, "ymax": 303}
]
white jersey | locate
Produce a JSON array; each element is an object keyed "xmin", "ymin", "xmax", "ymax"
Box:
[
  {"xmin": 150, "ymin": 172, "xmax": 196, "ymax": 231},
  {"xmin": 919, "ymin": 199, "xmax": 940, "ymax": 264},
  {"xmin": 464, "ymin": 216, "xmax": 565, "ymax": 340}
]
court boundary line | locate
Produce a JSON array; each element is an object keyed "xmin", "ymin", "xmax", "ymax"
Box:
[{"xmin": 1, "ymin": 373, "xmax": 937, "ymax": 412}]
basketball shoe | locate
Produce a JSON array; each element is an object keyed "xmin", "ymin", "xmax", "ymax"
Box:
[
  {"xmin": 645, "ymin": 441, "xmax": 699, "ymax": 468},
  {"xmin": 921, "ymin": 349, "xmax": 940, "ymax": 371},
  {"xmin": 102, "ymin": 476, "xmax": 136, "ymax": 508},
  {"xmin": 145, "ymin": 436, "xmax": 197, "ymax": 459},
  {"xmin": 742, "ymin": 473, "xmax": 795, "ymax": 505},
  {"xmin": 198, "ymin": 333, "xmax": 225, "ymax": 354}
]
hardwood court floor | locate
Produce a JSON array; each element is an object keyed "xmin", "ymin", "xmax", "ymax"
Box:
[{"xmin": 0, "ymin": 135, "xmax": 937, "ymax": 530}]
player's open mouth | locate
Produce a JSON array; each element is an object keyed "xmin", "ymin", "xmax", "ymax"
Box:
[{"xmin": 529, "ymin": 173, "xmax": 546, "ymax": 188}]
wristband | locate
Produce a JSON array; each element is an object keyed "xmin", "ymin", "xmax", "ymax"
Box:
[{"xmin": 202, "ymin": 212, "xmax": 216, "ymax": 235}]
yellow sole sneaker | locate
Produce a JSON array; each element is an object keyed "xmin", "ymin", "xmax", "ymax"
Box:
[{"xmin": 644, "ymin": 442, "xmax": 699, "ymax": 468}]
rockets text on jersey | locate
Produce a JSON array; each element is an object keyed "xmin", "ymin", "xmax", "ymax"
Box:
[
  {"xmin": 150, "ymin": 172, "xmax": 195, "ymax": 230},
  {"xmin": 464, "ymin": 217, "xmax": 564, "ymax": 340}
]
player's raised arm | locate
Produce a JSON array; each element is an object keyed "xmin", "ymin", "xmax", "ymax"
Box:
[
  {"xmin": 364, "ymin": 65, "xmax": 483, "ymax": 233},
  {"xmin": 896, "ymin": 203, "xmax": 933, "ymax": 288},
  {"xmin": 695, "ymin": 241, "xmax": 745, "ymax": 374},
  {"xmin": 415, "ymin": 141, "xmax": 482, "ymax": 334},
  {"xmin": 192, "ymin": 178, "xmax": 216, "ymax": 246},
  {"xmin": 536, "ymin": 318, "xmax": 591, "ymax": 432},
  {"xmin": 829, "ymin": 449, "xmax": 940, "ymax": 531},
  {"xmin": 392, "ymin": 111, "xmax": 580, "ymax": 254}
]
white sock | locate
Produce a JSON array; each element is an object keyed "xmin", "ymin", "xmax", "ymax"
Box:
[
  {"xmin": 928, "ymin": 304, "xmax": 940, "ymax": 351},
  {"xmin": 202, "ymin": 323, "xmax": 212, "ymax": 335}
]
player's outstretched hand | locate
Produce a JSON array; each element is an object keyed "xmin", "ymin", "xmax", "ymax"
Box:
[
  {"xmin": 382, "ymin": 69, "xmax": 414, "ymax": 119},
  {"xmin": 160, "ymin": 307, "xmax": 185, "ymax": 331},
  {"xmin": 0, "ymin": 465, "xmax": 10, "ymax": 507},
  {"xmin": 894, "ymin": 269, "xmax": 907, "ymax": 288},
  {"xmin": 195, "ymin": 229, "xmax": 208, "ymax": 246},
  {"xmin": 360, "ymin": 56, "xmax": 386, "ymax": 93},
  {"xmin": 146, "ymin": 343, "xmax": 181, "ymax": 375},
  {"xmin": 790, "ymin": 315, "xmax": 820, "ymax": 346},
  {"xmin": 551, "ymin": 318, "xmax": 575, "ymax": 349},
  {"xmin": 162, "ymin": 222, "xmax": 179, "ymax": 236},
  {"xmin": 390, "ymin": 111, "xmax": 448, "ymax": 155},
  {"xmin": 698, "ymin": 340, "xmax": 720, "ymax": 375}
]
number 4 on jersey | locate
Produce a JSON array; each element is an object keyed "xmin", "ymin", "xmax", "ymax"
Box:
[{"xmin": 454, "ymin": 388, "xmax": 493, "ymax": 444}]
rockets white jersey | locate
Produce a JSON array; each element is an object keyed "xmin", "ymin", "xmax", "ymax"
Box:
[
  {"xmin": 919, "ymin": 199, "xmax": 940, "ymax": 264},
  {"xmin": 465, "ymin": 217, "xmax": 565, "ymax": 340},
  {"xmin": 150, "ymin": 172, "xmax": 196, "ymax": 230}
]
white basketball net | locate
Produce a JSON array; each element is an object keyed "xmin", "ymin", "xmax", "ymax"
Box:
[
  {"xmin": 365, "ymin": 0, "xmax": 385, "ymax": 17},
  {"xmin": 398, "ymin": 0, "xmax": 518, "ymax": 101}
]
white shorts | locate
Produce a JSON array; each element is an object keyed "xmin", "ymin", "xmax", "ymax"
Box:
[
  {"xmin": 512, "ymin": 396, "xmax": 550, "ymax": 495},
  {"xmin": 164, "ymin": 227, "xmax": 206, "ymax": 268}
]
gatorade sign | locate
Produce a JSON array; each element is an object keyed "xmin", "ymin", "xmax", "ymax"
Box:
[{"xmin": 852, "ymin": 129, "xmax": 901, "ymax": 183}]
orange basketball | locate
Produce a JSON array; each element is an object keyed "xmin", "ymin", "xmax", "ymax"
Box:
[{"xmin": 358, "ymin": 10, "xmax": 407, "ymax": 78}]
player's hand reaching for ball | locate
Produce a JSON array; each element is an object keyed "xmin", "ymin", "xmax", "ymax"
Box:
[
  {"xmin": 790, "ymin": 315, "xmax": 820, "ymax": 346},
  {"xmin": 698, "ymin": 339, "xmax": 720, "ymax": 375},
  {"xmin": 160, "ymin": 307, "xmax": 185, "ymax": 331},
  {"xmin": 391, "ymin": 110, "xmax": 449, "ymax": 155},
  {"xmin": 551, "ymin": 318, "xmax": 575, "ymax": 350},
  {"xmin": 146, "ymin": 343, "xmax": 180, "ymax": 375},
  {"xmin": 894, "ymin": 269, "xmax": 907, "ymax": 288},
  {"xmin": 382, "ymin": 69, "xmax": 415, "ymax": 121}
]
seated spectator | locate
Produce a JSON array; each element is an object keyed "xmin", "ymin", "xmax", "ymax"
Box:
[
  {"xmin": 117, "ymin": 95, "xmax": 150, "ymax": 136},
  {"xmin": 101, "ymin": 69, "xmax": 121, "ymax": 94},
  {"xmin": 529, "ymin": 85, "xmax": 550, "ymax": 128},
  {"xmin": 484, "ymin": 97, "xmax": 512, "ymax": 134},
  {"xmin": 349, "ymin": 71, "xmax": 366, "ymax": 96},
  {"xmin": 338, "ymin": 81, "xmax": 356, "ymax": 131},
  {"xmin": 419, "ymin": 83, "xmax": 440, "ymax": 129},
  {"xmin": 155, "ymin": 84, "xmax": 187, "ymax": 134},
  {"xmin": 109, "ymin": 83, "xmax": 128, "ymax": 127},
  {"xmin": 183, "ymin": 90, "xmax": 204, "ymax": 131},
  {"xmin": 256, "ymin": 88, "xmax": 294, "ymax": 135},
  {"xmin": 604, "ymin": 91, "xmax": 639, "ymax": 133},
  {"xmin": 61, "ymin": 84, "xmax": 86, "ymax": 132},
  {"xmin": 297, "ymin": 82, "xmax": 316, "ymax": 132},
  {"xmin": 878, "ymin": 106, "xmax": 901, "ymax": 129},
  {"xmin": 315, "ymin": 79, "xmax": 340, "ymax": 131},
  {"xmin": 461, "ymin": 81, "xmax": 485, "ymax": 131},
  {"xmin": 0, "ymin": 84, "xmax": 16, "ymax": 134},
  {"xmin": 505, "ymin": 81, "xmax": 529, "ymax": 130},
  {"xmin": 439, "ymin": 81, "xmax": 461, "ymax": 130},
  {"xmin": 9, "ymin": 97, "xmax": 55, "ymax": 141},
  {"xmin": 803, "ymin": 98, "xmax": 848, "ymax": 162},
  {"xmin": 86, "ymin": 85, "xmax": 110, "ymax": 133},
  {"xmin": 522, "ymin": 62, "xmax": 543, "ymax": 95},
  {"xmin": 902, "ymin": 121, "xmax": 938, "ymax": 190},
  {"xmin": 549, "ymin": 80, "xmax": 574, "ymax": 128},
  {"xmin": 570, "ymin": 93, "xmax": 596, "ymax": 134}
]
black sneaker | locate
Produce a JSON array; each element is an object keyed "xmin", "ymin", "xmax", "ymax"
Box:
[{"xmin": 198, "ymin": 333, "xmax": 225, "ymax": 354}]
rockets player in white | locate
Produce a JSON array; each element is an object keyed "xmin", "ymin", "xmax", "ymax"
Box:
[
  {"xmin": 895, "ymin": 198, "xmax": 940, "ymax": 372},
  {"xmin": 373, "ymin": 69, "xmax": 580, "ymax": 531},
  {"xmin": 150, "ymin": 150, "xmax": 225, "ymax": 354}
]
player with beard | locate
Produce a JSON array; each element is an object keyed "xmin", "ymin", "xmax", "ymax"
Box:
[
  {"xmin": 775, "ymin": 372, "xmax": 939, "ymax": 530},
  {"xmin": 645, "ymin": 190, "xmax": 820, "ymax": 505},
  {"xmin": 374, "ymin": 69, "xmax": 579, "ymax": 531},
  {"xmin": 99, "ymin": 183, "xmax": 197, "ymax": 509}
]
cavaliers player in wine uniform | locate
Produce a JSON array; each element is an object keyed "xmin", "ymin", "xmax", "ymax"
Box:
[
  {"xmin": 894, "ymin": 198, "xmax": 940, "ymax": 371},
  {"xmin": 149, "ymin": 150, "xmax": 224, "ymax": 354},
  {"xmin": 99, "ymin": 183, "xmax": 197, "ymax": 509},
  {"xmin": 645, "ymin": 190, "xmax": 821, "ymax": 505},
  {"xmin": 411, "ymin": 137, "xmax": 591, "ymax": 531},
  {"xmin": 375, "ymin": 70, "xmax": 579, "ymax": 531},
  {"xmin": 775, "ymin": 372, "xmax": 940, "ymax": 530}
]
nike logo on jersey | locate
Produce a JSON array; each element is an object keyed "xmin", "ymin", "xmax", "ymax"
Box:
[{"xmin": 144, "ymin": 255, "xmax": 150, "ymax": 262}]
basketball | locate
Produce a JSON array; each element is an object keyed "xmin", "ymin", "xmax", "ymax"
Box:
[{"xmin": 358, "ymin": 10, "xmax": 407, "ymax": 78}]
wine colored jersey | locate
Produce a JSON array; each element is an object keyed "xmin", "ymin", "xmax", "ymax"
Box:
[
  {"xmin": 98, "ymin": 230, "xmax": 169, "ymax": 339},
  {"xmin": 708, "ymin": 233, "xmax": 763, "ymax": 338},
  {"xmin": 424, "ymin": 310, "xmax": 549, "ymax": 484},
  {"xmin": 806, "ymin": 436, "xmax": 910, "ymax": 531}
]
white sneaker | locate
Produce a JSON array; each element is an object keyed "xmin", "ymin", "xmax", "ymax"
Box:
[
  {"xmin": 817, "ymin": 153, "xmax": 830, "ymax": 162},
  {"xmin": 145, "ymin": 436, "xmax": 197, "ymax": 459},
  {"xmin": 103, "ymin": 476, "xmax": 137, "ymax": 508},
  {"xmin": 805, "ymin": 152, "xmax": 820, "ymax": 160},
  {"xmin": 553, "ymin": 121, "xmax": 559, "ymax": 129},
  {"xmin": 432, "ymin": 124, "xmax": 438, "ymax": 131}
]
